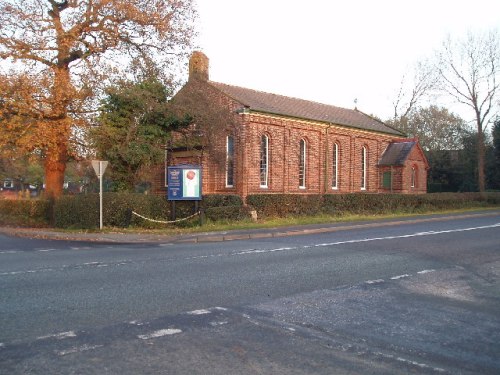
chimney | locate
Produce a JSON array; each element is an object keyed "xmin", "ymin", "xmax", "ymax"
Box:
[{"xmin": 189, "ymin": 51, "xmax": 209, "ymax": 81}]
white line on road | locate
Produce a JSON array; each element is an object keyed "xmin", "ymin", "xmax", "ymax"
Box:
[
  {"xmin": 56, "ymin": 344, "xmax": 103, "ymax": 356},
  {"xmin": 186, "ymin": 309, "xmax": 211, "ymax": 315},
  {"xmin": 417, "ymin": 269, "xmax": 435, "ymax": 274},
  {"xmin": 226, "ymin": 223, "xmax": 500, "ymax": 258},
  {"xmin": 209, "ymin": 321, "xmax": 228, "ymax": 326},
  {"xmin": 138, "ymin": 328, "xmax": 182, "ymax": 340},
  {"xmin": 37, "ymin": 331, "xmax": 77, "ymax": 340},
  {"xmin": 390, "ymin": 274, "xmax": 411, "ymax": 280}
]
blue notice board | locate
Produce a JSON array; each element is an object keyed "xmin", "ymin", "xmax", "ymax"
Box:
[{"xmin": 167, "ymin": 165, "xmax": 202, "ymax": 200}]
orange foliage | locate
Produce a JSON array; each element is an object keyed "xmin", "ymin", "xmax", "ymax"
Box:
[{"xmin": 0, "ymin": 0, "xmax": 196, "ymax": 197}]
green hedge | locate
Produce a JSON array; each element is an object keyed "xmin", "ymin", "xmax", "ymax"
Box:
[
  {"xmin": 0, "ymin": 199, "xmax": 50, "ymax": 227},
  {"xmin": 54, "ymin": 193, "xmax": 172, "ymax": 229},
  {"xmin": 201, "ymin": 194, "xmax": 243, "ymax": 208},
  {"xmin": 246, "ymin": 194, "xmax": 323, "ymax": 217},
  {"xmin": 247, "ymin": 192, "xmax": 500, "ymax": 218},
  {"xmin": 204, "ymin": 205, "xmax": 250, "ymax": 222},
  {"xmin": 52, "ymin": 193, "xmax": 244, "ymax": 229},
  {"xmin": 2, "ymin": 192, "xmax": 498, "ymax": 229}
]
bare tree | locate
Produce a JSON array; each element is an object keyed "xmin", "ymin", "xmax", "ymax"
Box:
[
  {"xmin": 0, "ymin": 0, "xmax": 196, "ymax": 198},
  {"xmin": 392, "ymin": 59, "xmax": 438, "ymax": 122},
  {"xmin": 436, "ymin": 30, "xmax": 500, "ymax": 192}
]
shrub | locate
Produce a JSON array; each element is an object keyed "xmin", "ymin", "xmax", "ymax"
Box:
[
  {"xmin": 202, "ymin": 194, "xmax": 243, "ymax": 208},
  {"xmin": 247, "ymin": 192, "xmax": 500, "ymax": 218},
  {"xmin": 0, "ymin": 199, "xmax": 50, "ymax": 227},
  {"xmin": 53, "ymin": 194, "xmax": 99, "ymax": 229},
  {"xmin": 246, "ymin": 194, "xmax": 323, "ymax": 218},
  {"xmin": 51, "ymin": 193, "xmax": 246, "ymax": 229},
  {"xmin": 204, "ymin": 205, "xmax": 250, "ymax": 222}
]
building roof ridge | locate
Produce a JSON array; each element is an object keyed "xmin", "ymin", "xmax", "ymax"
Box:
[
  {"xmin": 207, "ymin": 81, "xmax": 402, "ymax": 136},
  {"xmin": 209, "ymin": 80, "xmax": 351, "ymax": 112}
]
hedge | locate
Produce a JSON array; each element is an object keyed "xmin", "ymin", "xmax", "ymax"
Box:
[
  {"xmin": 52, "ymin": 193, "xmax": 245, "ymax": 229},
  {"xmin": 247, "ymin": 192, "xmax": 500, "ymax": 218},
  {"xmin": 1, "ymin": 192, "xmax": 498, "ymax": 229},
  {"xmin": 0, "ymin": 199, "xmax": 50, "ymax": 227}
]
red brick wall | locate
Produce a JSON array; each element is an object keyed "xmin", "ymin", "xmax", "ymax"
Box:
[{"xmin": 159, "ymin": 80, "xmax": 428, "ymax": 199}]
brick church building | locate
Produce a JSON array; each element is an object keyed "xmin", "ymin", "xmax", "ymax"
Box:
[{"xmin": 158, "ymin": 52, "xmax": 428, "ymax": 200}]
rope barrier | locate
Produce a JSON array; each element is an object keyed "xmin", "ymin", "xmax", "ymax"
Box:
[{"xmin": 131, "ymin": 210, "xmax": 200, "ymax": 224}]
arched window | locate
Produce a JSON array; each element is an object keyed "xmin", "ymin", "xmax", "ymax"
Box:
[
  {"xmin": 299, "ymin": 139, "xmax": 307, "ymax": 188},
  {"xmin": 332, "ymin": 143, "xmax": 339, "ymax": 189},
  {"xmin": 260, "ymin": 134, "xmax": 269, "ymax": 188},
  {"xmin": 361, "ymin": 146, "xmax": 367, "ymax": 190},
  {"xmin": 226, "ymin": 135, "xmax": 235, "ymax": 187},
  {"xmin": 411, "ymin": 166, "xmax": 417, "ymax": 188}
]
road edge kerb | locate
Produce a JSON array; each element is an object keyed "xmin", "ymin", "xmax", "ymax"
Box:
[{"xmin": 0, "ymin": 210, "xmax": 498, "ymax": 244}]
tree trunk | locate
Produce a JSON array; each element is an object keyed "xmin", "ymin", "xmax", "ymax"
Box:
[
  {"xmin": 44, "ymin": 139, "xmax": 68, "ymax": 199},
  {"xmin": 477, "ymin": 117, "xmax": 486, "ymax": 193}
]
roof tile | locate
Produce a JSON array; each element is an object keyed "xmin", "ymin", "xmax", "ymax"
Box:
[
  {"xmin": 378, "ymin": 141, "xmax": 416, "ymax": 166},
  {"xmin": 209, "ymin": 81, "xmax": 402, "ymax": 136}
]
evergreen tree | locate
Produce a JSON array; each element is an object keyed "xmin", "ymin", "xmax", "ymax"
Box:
[{"xmin": 91, "ymin": 79, "xmax": 191, "ymax": 191}]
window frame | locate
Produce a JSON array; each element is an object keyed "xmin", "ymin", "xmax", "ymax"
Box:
[
  {"xmin": 411, "ymin": 166, "xmax": 417, "ymax": 188},
  {"xmin": 361, "ymin": 146, "xmax": 367, "ymax": 190},
  {"xmin": 332, "ymin": 143, "xmax": 339, "ymax": 190},
  {"xmin": 260, "ymin": 134, "xmax": 269, "ymax": 188},
  {"xmin": 225, "ymin": 135, "xmax": 235, "ymax": 188},
  {"xmin": 299, "ymin": 138, "xmax": 307, "ymax": 189}
]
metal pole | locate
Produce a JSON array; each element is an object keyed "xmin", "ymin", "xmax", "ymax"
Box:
[{"xmin": 99, "ymin": 161, "xmax": 103, "ymax": 230}]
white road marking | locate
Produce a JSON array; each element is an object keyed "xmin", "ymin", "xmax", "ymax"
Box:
[
  {"xmin": 187, "ymin": 309, "xmax": 211, "ymax": 315},
  {"xmin": 374, "ymin": 351, "xmax": 445, "ymax": 372},
  {"xmin": 37, "ymin": 331, "xmax": 77, "ymax": 340},
  {"xmin": 209, "ymin": 321, "xmax": 229, "ymax": 326},
  {"xmin": 0, "ymin": 250, "xmax": 18, "ymax": 254},
  {"xmin": 365, "ymin": 279, "xmax": 385, "ymax": 284},
  {"xmin": 224, "ymin": 223, "xmax": 500, "ymax": 258},
  {"xmin": 138, "ymin": 328, "xmax": 182, "ymax": 340},
  {"xmin": 37, "ymin": 249, "xmax": 57, "ymax": 252},
  {"xmin": 390, "ymin": 274, "xmax": 411, "ymax": 280},
  {"xmin": 128, "ymin": 320, "xmax": 145, "ymax": 326},
  {"xmin": 417, "ymin": 269, "xmax": 435, "ymax": 274},
  {"xmin": 56, "ymin": 344, "xmax": 103, "ymax": 356}
]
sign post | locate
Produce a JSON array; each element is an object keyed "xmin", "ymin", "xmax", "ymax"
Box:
[
  {"xmin": 91, "ymin": 160, "xmax": 109, "ymax": 230},
  {"xmin": 167, "ymin": 165, "xmax": 202, "ymax": 221}
]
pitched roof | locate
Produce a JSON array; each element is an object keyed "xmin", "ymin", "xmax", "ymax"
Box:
[
  {"xmin": 209, "ymin": 81, "xmax": 402, "ymax": 136},
  {"xmin": 378, "ymin": 141, "xmax": 416, "ymax": 166}
]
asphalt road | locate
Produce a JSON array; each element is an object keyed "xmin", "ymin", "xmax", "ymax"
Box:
[{"xmin": 1, "ymin": 212, "xmax": 499, "ymax": 374}]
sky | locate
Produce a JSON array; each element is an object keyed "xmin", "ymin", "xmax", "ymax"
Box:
[{"xmin": 193, "ymin": 0, "xmax": 500, "ymax": 122}]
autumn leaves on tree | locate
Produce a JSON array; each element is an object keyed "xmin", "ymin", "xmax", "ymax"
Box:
[{"xmin": 0, "ymin": 0, "xmax": 195, "ymax": 197}]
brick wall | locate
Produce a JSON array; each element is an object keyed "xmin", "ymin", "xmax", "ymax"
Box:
[{"xmin": 158, "ymin": 79, "xmax": 428, "ymax": 200}]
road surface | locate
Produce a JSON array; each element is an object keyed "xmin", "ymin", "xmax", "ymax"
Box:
[{"xmin": 1, "ymin": 212, "xmax": 499, "ymax": 374}]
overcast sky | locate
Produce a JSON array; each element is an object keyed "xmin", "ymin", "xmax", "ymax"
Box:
[{"xmin": 193, "ymin": 0, "xmax": 500, "ymax": 122}]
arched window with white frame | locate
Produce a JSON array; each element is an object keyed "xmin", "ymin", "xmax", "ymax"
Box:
[
  {"xmin": 260, "ymin": 134, "xmax": 269, "ymax": 188},
  {"xmin": 299, "ymin": 138, "xmax": 307, "ymax": 188},
  {"xmin": 361, "ymin": 146, "xmax": 367, "ymax": 190},
  {"xmin": 411, "ymin": 165, "xmax": 417, "ymax": 188},
  {"xmin": 226, "ymin": 135, "xmax": 235, "ymax": 187},
  {"xmin": 332, "ymin": 142, "xmax": 339, "ymax": 189}
]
